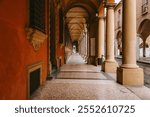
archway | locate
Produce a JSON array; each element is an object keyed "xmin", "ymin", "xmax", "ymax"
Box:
[
  {"xmin": 63, "ymin": 0, "xmax": 99, "ymax": 64},
  {"xmin": 116, "ymin": 31, "xmax": 122, "ymax": 56},
  {"xmin": 65, "ymin": 7, "xmax": 89, "ymax": 62},
  {"xmin": 138, "ymin": 19, "xmax": 150, "ymax": 57}
]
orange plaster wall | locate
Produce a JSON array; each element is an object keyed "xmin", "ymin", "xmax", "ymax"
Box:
[
  {"xmin": 108, "ymin": 0, "xmax": 115, "ymax": 3},
  {"xmin": 57, "ymin": 43, "xmax": 65, "ymax": 66},
  {"xmin": 0, "ymin": 0, "xmax": 48, "ymax": 99},
  {"xmin": 98, "ymin": 5, "xmax": 104, "ymax": 16},
  {"xmin": 61, "ymin": 45, "xmax": 65, "ymax": 65}
]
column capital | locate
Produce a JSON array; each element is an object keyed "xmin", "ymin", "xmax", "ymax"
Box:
[{"xmin": 105, "ymin": 3, "xmax": 116, "ymax": 9}]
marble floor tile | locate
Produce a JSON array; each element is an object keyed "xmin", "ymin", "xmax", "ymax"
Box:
[{"xmin": 57, "ymin": 72, "xmax": 107, "ymax": 80}]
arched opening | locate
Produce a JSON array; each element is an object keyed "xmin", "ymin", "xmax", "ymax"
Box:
[
  {"xmin": 138, "ymin": 19, "xmax": 150, "ymax": 58},
  {"xmin": 64, "ymin": 7, "xmax": 89, "ymax": 63},
  {"xmin": 116, "ymin": 31, "xmax": 122, "ymax": 56},
  {"xmin": 64, "ymin": 1, "xmax": 98, "ymax": 64}
]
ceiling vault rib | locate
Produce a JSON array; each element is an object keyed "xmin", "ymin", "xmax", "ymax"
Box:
[{"xmin": 64, "ymin": 0, "xmax": 101, "ymax": 41}]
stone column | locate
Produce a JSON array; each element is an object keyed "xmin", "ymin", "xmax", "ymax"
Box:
[
  {"xmin": 117, "ymin": 0, "xmax": 144, "ymax": 86},
  {"xmin": 97, "ymin": 16, "xmax": 105, "ymax": 65},
  {"xmin": 102, "ymin": 3, "xmax": 118, "ymax": 72},
  {"xmin": 143, "ymin": 40, "xmax": 146, "ymax": 57},
  {"xmin": 87, "ymin": 24, "xmax": 90, "ymax": 63}
]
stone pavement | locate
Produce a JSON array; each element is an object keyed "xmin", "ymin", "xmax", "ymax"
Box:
[
  {"xmin": 66, "ymin": 53, "xmax": 86, "ymax": 64},
  {"xmin": 31, "ymin": 54, "xmax": 150, "ymax": 100},
  {"xmin": 138, "ymin": 57, "xmax": 150, "ymax": 64}
]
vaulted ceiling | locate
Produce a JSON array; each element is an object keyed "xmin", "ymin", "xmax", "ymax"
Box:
[
  {"xmin": 65, "ymin": 7, "xmax": 88, "ymax": 41},
  {"xmin": 63, "ymin": 0, "xmax": 102, "ymax": 41}
]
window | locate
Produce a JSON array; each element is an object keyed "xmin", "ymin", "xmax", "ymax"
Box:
[
  {"xmin": 29, "ymin": 0, "xmax": 45, "ymax": 32},
  {"xmin": 142, "ymin": 0, "xmax": 148, "ymax": 15}
]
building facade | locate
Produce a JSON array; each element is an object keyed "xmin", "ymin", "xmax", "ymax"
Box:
[
  {"xmin": 115, "ymin": 1, "xmax": 122, "ymax": 57},
  {"xmin": 137, "ymin": 0, "xmax": 150, "ymax": 58},
  {"xmin": 0, "ymin": 0, "xmax": 66, "ymax": 99},
  {"xmin": 0, "ymin": 0, "xmax": 144, "ymax": 99},
  {"xmin": 115, "ymin": 0, "xmax": 150, "ymax": 58}
]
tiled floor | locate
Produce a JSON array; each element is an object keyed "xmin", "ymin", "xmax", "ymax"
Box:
[
  {"xmin": 31, "ymin": 53, "xmax": 150, "ymax": 100},
  {"xmin": 66, "ymin": 53, "xmax": 86, "ymax": 64}
]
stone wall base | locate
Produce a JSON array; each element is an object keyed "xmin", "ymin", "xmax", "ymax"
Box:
[
  {"xmin": 117, "ymin": 67, "xmax": 144, "ymax": 86},
  {"xmin": 102, "ymin": 61, "xmax": 118, "ymax": 73}
]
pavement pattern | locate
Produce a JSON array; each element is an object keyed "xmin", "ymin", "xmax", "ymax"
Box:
[{"xmin": 31, "ymin": 53, "xmax": 150, "ymax": 100}]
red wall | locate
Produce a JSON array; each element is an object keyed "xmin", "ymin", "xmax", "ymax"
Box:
[
  {"xmin": 57, "ymin": 43, "xmax": 65, "ymax": 66},
  {"xmin": 0, "ymin": 0, "xmax": 48, "ymax": 99},
  {"xmin": 55, "ymin": 5, "xmax": 65, "ymax": 67}
]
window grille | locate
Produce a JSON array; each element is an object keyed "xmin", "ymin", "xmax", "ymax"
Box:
[{"xmin": 30, "ymin": 0, "xmax": 45, "ymax": 32}]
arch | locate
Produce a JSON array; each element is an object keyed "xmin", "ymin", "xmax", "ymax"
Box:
[
  {"xmin": 139, "ymin": 37, "xmax": 143, "ymax": 48},
  {"xmin": 64, "ymin": 0, "xmax": 98, "ymax": 16},
  {"xmin": 138, "ymin": 19, "xmax": 150, "ymax": 40},
  {"xmin": 64, "ymin": 0, "xmax": 100, "ymax": 65},
  {"xmin": 65, "ymin": 7, "xmax": 89, "ymax": 41},
  {"xmin": 146, "ymin": 35, "xmax": 150, "ymax": 47},
  {"xmin": 138, "ymin": 19, "xmax": 150, "ymax": 57},
  {"xmin": 138, "ymin": 36, "xmax": 150, "ymax": 57}
]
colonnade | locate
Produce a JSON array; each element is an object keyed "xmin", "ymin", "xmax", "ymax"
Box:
[{"xmin": 97, "ymin": 0, "xmax": 144, "ymax": 85}]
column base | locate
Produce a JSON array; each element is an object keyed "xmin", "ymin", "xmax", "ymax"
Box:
[
  {"xmin": 117, "ymin": 67, "xmax": 144, "ymax": 86},
  {"xmin": 102, "ymin": 61, "xmax": 118, "ymax": 72}
]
